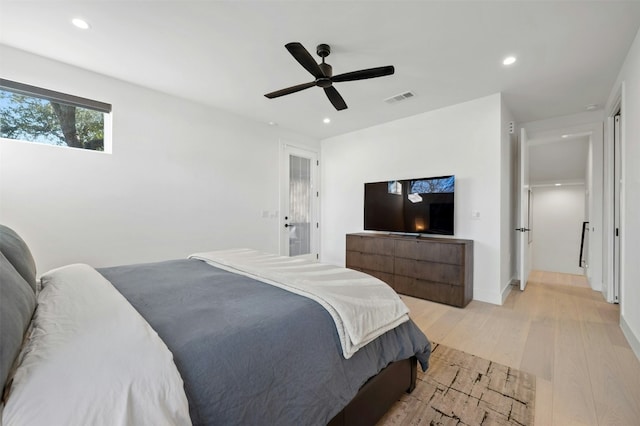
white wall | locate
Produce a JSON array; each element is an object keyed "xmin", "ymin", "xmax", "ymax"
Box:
[
  {"xmin": 320, "ymin": 93, "xmax": 506, "ymax": 305},
  {"xmin": 606, "ymin": 27, "xmax": 640, "ymax": 359},
  {"xmin": 0, "ymin": 46, "xmax": 319, "ymax": 272},
  {"xmin": 531, "ymin": 185, "xmax": 586, "ymax": 275},
  {"xmin": 500, "ymin": 101, "xmax": 517, "ymax": 302}
]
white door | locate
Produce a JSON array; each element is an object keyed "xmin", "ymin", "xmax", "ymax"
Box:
[
  {"xmin": 280, "ymin": 144, "xmax": 319, "ymax": 260},
  {"xmin": 518, "ymin": 128, "xmax": 532, "ymax": 290}
]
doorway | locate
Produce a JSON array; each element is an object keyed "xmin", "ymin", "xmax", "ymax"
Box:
[
  {"xmin": 530, "ymin": 183, "xmax": 587, "ymax": 276},
  {"xmin": 279, "ymin": 143, "xmax": 319, "ymax": 259},
  {"xmin": 517, "ymin": 120, "xmax": 603, "ymax": 294}
]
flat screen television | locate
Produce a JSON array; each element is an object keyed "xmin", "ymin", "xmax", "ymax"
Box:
[{"xmin": 364, "ymin": 175, "xmax": 455, "ymax": 235}]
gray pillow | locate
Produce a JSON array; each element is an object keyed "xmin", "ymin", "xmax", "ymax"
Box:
[
  {"xmin": 0, "ymin": 224, "xmax": 37, "ymax": 293},
  {"xmin": 0, "ymin": 251, "xmax": 36, "ymax": 392}
]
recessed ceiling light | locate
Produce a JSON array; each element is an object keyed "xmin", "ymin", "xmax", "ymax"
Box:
[
  {"xmin": 502, "ymin": 56, "xmax": 517, "ymax": 66},
  {"xmin": 555, "ymin": 183, "xmax": 562, "ymax": 186},
  {"xmin": 71, "ymin": 18, "xmax": 90, "ymax": 30},
  {"xmin": 323, "ymin": 118, "xmax": 331, "ymax": 124},
  {"xmin": 561, "ymin": 134, "xmax": 570, "ymax": 138},
  {"xmin": 585, "ymin": 104, "xmax": 598, "ymax": 111},
  {"xmin": 268, "ymin": 121, "xmax": 278, "ymax": 126}
]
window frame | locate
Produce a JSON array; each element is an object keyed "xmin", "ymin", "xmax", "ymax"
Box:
[{"xmin": 0, "ymin": 78, "xmax": 112, "ymax": 152}]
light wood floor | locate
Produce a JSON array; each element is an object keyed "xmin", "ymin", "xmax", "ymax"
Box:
[
  {"xmin": 402, "ymin": 272, "xmax": 640, "ymax": 426},
  {"xmin": 529, "ymin": 269, "xmax": 591, "ymax": 289}
]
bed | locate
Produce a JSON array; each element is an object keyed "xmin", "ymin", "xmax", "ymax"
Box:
[{"xmin": 0, "ymin": 224, "xmax": 431, "ymax": 425}]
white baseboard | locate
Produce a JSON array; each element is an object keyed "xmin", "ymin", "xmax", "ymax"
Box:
[
  {"xmin": 474, "ymin": 278, "xmax": 517, "ymax": 306},
  {"xmin": 501, "ymin": 280, "xmax": 514, "ymax": 304},
  {"xmin": 472, "ymin": 289, "xmax": 502, "ymax": 305},
  {"xmin": 620, "ymin": 314, "xmax": 640, "ymax": 362}
]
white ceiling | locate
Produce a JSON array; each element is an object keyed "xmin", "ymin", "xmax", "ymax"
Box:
[
  {"xmin": 529, "ymin": 136, "xmax": 589, "ymax": 186},
  {"xmin": 1, "ymin": 1, "xmax": 640, "ymax": 140}
]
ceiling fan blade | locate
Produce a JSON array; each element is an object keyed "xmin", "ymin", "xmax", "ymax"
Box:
[
  {"xmin": 264, "ymin": 81, "xmax": 316, "ymax": 99},
  {"xmin": 285, "ymin": 42, "xmax": 325, "ymax": 79},
  {"xmin": 332, "ymin": 65, "xmax": 395, "ymax": 83},
  {"xmin": 324, "ymin": 86, "xmax": 347, "ymax": 111}
]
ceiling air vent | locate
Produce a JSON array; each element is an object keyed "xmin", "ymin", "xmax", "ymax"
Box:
[{"xmin": 385, "ymin": 91, "xmax": 415, "ymax": 104}]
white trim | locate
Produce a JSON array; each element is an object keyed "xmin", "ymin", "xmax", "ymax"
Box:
[
  {"xmin": 603, "ymin": 82, "xmax": 624, "ymax": 304},
  {"xmin": 501, "ymin": 278, "xmax": 515, "ymax": 304},
  {"xmin": 103, "ymin": 112, "xmax": 113, "ymax": 154},
  {"xmin": 473, "ymin": 289, "xmax": 503, "ymax": 305},
  {"xmin": 621, "ymin": 314, "xmax": 640, "ymax": 362},
  {"xmin": 603, "ymin": 116, "xmax": 614, "ymax": 302},
  {"xmin": 280, "ymin": 141, "xmax": 318, "ymax": 154},
  {"xmin": 605, "ymin": 83, "xmax": 623, "ymax": 117},
  {"xmin": 619, "ymin": 83, "xmax": 626, "ymax": 314}
]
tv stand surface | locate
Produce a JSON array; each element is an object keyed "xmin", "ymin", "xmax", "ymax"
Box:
[{"xmin": 345, "ymin": 233, "xmax": 473, "ymax": 307}]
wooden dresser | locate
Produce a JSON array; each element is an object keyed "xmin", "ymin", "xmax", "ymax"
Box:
[{"xmin": 345, "ymin": 233, "xmax": 473, "ymax": 307}]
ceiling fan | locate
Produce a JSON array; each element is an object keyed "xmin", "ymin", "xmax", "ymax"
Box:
[{"xmin": 264, "ymin": 42, "xmax": 395, "ymax": 111}]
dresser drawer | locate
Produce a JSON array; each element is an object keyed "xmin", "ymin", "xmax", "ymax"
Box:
[
  {"xmin": 346, "ymin": 235, "xmax": 395, "ymax": 255},
  {"xmin": 346, "ymin": 251, "xmax": 394, "ymax": 273},
  {"xmin": 394, "ymin": 276, "xmax": 465, "ymax": 307},
  {"xmin": 395, "ymin": 239, "xmax": 463, "ymax": 265},
  {"xmin": 394, "ymin": 258, "xmax": 463, "ymax": 285}
]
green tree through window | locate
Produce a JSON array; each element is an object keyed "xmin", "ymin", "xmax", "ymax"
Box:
[{"xmin": 0, "ymin": 80, "xmax": 110, "ymax": 151}]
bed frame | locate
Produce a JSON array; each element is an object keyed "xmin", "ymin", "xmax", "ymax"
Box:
[{"xmin": 328, "ymin": 356, "xmax": 417, "ymax": 425}]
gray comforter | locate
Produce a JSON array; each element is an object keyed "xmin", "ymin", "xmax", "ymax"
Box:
[{"xmin": 98, "ymin": 259, "xmax": 431, "ymax": 426}]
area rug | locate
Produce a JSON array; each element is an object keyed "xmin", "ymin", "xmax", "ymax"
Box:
[{"xmin": 379, "ymin": 343, "xmax": 536, "ymax": 425}]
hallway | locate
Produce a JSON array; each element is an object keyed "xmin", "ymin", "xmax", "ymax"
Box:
[{"xmin": 403, "ymin": 272, "xmax": 639, "ymax": 425}]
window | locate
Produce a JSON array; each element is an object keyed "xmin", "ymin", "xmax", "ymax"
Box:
[{"xmin": 0, "ymin": 78, "xmax": 111, "ymax": 151}]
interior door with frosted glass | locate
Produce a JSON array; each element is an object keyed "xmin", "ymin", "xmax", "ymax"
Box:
[{"xmin": 280, "ymin": 145, "xmax": 318, "ymax": 259}]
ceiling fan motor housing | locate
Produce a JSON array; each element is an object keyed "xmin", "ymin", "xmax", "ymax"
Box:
[
  {"xmin": 316, "ymin": 43, "xmax": 331, "ymax": 58},
  {"xmin": 317, "ymin": 44, "xmax": 333, "ymax": 83}
]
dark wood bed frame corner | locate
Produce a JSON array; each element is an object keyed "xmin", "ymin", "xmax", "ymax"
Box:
[{"xmin": 327, "ymin": 356, "xmax": 417, "ymax": 426}]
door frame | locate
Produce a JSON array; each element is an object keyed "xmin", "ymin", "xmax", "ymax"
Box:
[
  {"xmin": 604, "ymin": 85, "xmax": 623, "ymax": 304},
  {"xmin": 279, "ymin": 141, "xmax": 320, "ymax": 259},
  {"xmin": 518, "ymin": 128, "xmax": 532, "ymax": 291},
  {"xmin": 520, "ymin": 120, "xmax": 604, "ymax": 293}
]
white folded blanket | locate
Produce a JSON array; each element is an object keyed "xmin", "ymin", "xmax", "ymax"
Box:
[
  {"xmin": 189, "ymin": 249, "xmax": 410, "ymax": 359},
  {"xmin": 2, "ymin": 264, "xmax": 191, "ymax": 426}
]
